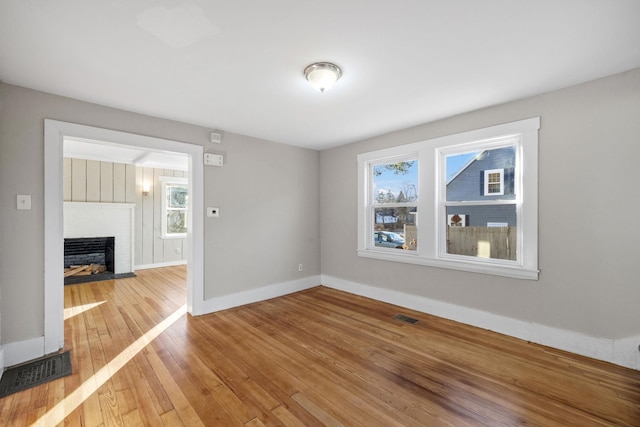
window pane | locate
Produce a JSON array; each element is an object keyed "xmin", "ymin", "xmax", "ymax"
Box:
[
  {"xmin": 373, "ymin": 207, "xmax": 417, "ymax": 250},
  {"xmin": 446, "ymin": 205, "xmax": 516, "ymax": 260},
  {"xmin": 167, "ymin": 210, "xmax": 187, "ymax": 234},
  {"xmin": 487, "ymin": 172, "xmax": 501, "ymax": 184},
  {"xmin": 373, "ymin": 160, "xmax": 417, "ymax": 204},
  {"xmin": 446, "ymin": 146, "xmax": 515, "ymax": 201},
  {"xmin": 168, "ymin": 185, "xmax": 187, "ymax": 208}
]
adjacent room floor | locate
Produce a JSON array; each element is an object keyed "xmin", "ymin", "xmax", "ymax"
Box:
[{"xmin": 1, "ymin": 265, "xmax": 639, "ymax": 426}]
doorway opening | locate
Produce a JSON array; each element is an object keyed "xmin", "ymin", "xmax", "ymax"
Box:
[{"xmin": 44, "ymin": 120, "xmax": 205, "ymax": 355}]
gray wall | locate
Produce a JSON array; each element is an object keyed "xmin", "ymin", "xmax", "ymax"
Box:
[
  {"xmin": 321, "ymin": 68, "xmax": 640, "ymax": 340},
  {"xmin": 204, "ymin": 131, "xmax": 320, "ymax": 299},
  {"xmin": 0, "ymin": 83, "xmax": 320, "ymax": 344},
  {"xmin": 1, "ymin": 68, "xmax": 638, "ymax": 349}
]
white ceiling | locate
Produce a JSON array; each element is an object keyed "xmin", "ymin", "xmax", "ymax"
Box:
[
  {"xmin": 1, "ymin": 1, "xmax": 639, "ymax": 150},
  {"xmin": 64, "ymin": 137, "xmax": 188, "ymax": 171}
]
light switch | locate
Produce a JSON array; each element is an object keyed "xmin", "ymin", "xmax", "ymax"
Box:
[
  {"xmin": 17, "ymin": 195, "xmax": 31, "ymax": 210},
  {"xmin": 207, "ymin": 207, "xmax": 220, "ymax": 217}
]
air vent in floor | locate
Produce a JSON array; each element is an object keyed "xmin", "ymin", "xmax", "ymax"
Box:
[
  {"xmin": 394, "ymin": 314, "xmax": 420, "ymax": 324},
  {"xmin": 0, "ymin": 351, "xmax": 72, "ymax": 398}
]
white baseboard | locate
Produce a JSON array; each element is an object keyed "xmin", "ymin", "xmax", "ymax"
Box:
[
  {"xmin": 3, "ymin": 336, "xmax": 46, "ymax": 368},
  {"xmin": 135, "ymin": 260, "xmax": 187, "ymax": 271},
  {"xmin": 321, "ymin": 275, "xmax": 639, "ymax": 371},
  {"xmin": 0, "ymin": 346, "xmax": 4, "ymax": 380},
  {"xmin": 202, "ymin": 275, "xmax": 321, "ymax": 313},
  {"xmin": 613, "ymin": 336, "xmax": 640, "ymax": 370}
]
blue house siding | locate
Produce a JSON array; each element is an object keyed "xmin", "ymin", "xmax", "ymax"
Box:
[
  {"xmin": 447, "ymin": 204, "xmax": 516, "ymax": 227},
  {"xmin": 446, "ymin": 147, "xmax": 516, "ymax": 202},
  {"xmin": 446, "ymin": 146, "xmax": 517, "ymax": 226}
]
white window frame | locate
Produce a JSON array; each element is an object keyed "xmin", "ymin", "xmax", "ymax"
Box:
[
  {"xmin": 484, "ymin": 168, "xmax": 504, "ymax": 196},
  {"xmin": 160, "ymin": 176, "xmax": 188, "ymax": 239},
  {"xmin": 366, "ymin": 153, "xmax": 419, "ymax": 251},
  {"xmin": 357, "ymin": 117, "xmax": 539, "ymax": 280},
  {"xmin": 438, "ymin": 137, "xmax": 520, "ymax": 265}
]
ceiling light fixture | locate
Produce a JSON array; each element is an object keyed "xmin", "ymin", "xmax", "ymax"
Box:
[{"xmin": 304, "ymin": 62, "xmax": 341, "ymax": 93}]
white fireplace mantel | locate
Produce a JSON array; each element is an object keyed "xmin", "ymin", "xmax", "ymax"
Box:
[{"xmin": 63, "ymin": 202, "xmax": 135, "ymax": 274}]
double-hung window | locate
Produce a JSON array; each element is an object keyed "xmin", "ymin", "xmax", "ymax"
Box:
[
  {"xmin": 160, "ymin": 176, "xmax": 188, "ymax": 239},
  {"xmin": 357, "ymin": 117, "xmax": 539, "ymax": 279},
  {"xmin": 368, "ymin": 155, "xmax": 418, "ymax": 251}
]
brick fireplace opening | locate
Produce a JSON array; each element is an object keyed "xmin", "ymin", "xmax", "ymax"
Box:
[
  {"xmin": 64, "ymin": 236, "xmax": 133, "ymax": 285},
  {"xmin": 65, "ymin": 235, "xmax": 114, "ymax": 267}
]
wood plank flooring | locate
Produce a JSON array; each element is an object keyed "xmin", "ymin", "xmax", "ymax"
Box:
[{"xmin": 1, "ymin": 265, "xmax": 639, "ymax": 426}]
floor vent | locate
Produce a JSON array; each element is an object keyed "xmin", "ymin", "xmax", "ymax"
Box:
[
  {"xmin": 0, "ymin": 351, "xmax": 72, "ymax": 398},
  {"xmin": 394, "ymin": 314, "xmax": 420, "ymax": 324}
]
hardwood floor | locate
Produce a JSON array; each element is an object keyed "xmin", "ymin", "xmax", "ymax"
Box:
[{"xmin": 1, "ymin": 265, "xmax": 639, "ymax": 426}]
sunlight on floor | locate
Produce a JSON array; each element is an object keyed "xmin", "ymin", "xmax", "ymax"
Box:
[
  {"xmin": 64, "ymin": 301, "xmax": 106, "ymax": 320},
  {"xmin": 33, "ymin": 303, "xmax": 188, "ymax": 426}
]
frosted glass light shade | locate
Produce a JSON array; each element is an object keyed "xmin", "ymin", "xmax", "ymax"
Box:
[{"xmin": 304, "ymin": 62, "xmax": 341, "ymax": 92}]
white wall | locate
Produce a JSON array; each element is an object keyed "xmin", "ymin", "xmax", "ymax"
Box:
[
  {"xmin": 135, "ymin": 167, "xmax": 187, "ymax": 269},
  {"xmin": 0, "ymin": 83, "xmax": 321, "ymax": 348},
  {"xmin": 63, "ymin": 159, "xmax": 188, "ymax": 268},
  {"xmin": 64, "ymin": 202, "xmax": 134, "ymax": 274},
  {"xmin": 320, "ymin": 68, "xmax": 640, "ymax": 343}
]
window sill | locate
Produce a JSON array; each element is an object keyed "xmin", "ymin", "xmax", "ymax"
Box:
[
  {"xmin": 357, "ymin": 249, "xmax": 539, "ymax": 280},
  {"xmin": 161, "ymin": 234, "xmax": 187, "ymax": 240}
]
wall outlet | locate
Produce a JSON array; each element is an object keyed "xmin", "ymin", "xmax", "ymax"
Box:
[
  {"xmin": 298, "ymin": 263, "xmax": 303, "ymax": 271},
  {"xmin": 175, "ymin": 247, "xmax": 182, "ymax": 254}
]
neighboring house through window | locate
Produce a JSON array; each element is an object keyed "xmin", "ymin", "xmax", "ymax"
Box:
[
  {"xmin": 160, "ymin": 176, "xmax": 188, "ymax": 238},
  {"xmin": 357, "ymin": 117, "xmax": 539, "ymax": 279}
]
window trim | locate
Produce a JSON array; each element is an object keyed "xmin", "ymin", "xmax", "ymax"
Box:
[
  {"xmin": 438, "ymin": 138, "xmax": 520, "ymax": 264},
  {"xmin": 357, "ymin": 117, "xmax": 539, "ymax": 280},
  {"xmin": 160, "ymin": 176, "xmax": 188, "ymax": 239}
]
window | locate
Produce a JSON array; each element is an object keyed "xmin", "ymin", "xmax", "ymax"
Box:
[
  {"xmin": 357, "ymin": 117, "xmax": 539, "ymax": 280},
  {"xmin": 370, "ymin": 157, "xmax": 418, "ymax": 251},
  {"xmin": 160, "ymin": 176, "xmax": 188, "ymax": 238},
  {"xmin": 484, "ymin": 168, "xmax": 504, "ymax": 195},
  {"xmin": 443, "ymin": 144, "xmax": 516, "ymax": 262}
]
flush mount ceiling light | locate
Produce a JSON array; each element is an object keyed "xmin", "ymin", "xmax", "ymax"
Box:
[{"xmin": 304, "ymin": 62, "xmax": 342, "ymax": 92}]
